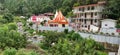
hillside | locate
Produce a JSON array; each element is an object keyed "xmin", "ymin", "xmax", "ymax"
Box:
[{"xmin": 0, "ymin": 0, "xmax": 105, "ymax": 16}]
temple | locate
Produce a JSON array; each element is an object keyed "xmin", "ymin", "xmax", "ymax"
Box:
[{"xmin": 48, "ymin": 11, "xmax": 68, "ymax": 27}]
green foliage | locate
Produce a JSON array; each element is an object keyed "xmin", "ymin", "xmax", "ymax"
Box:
[
  {"xmin": 3, "ymin": 48, "xmax": 17, "ymax": 55},
  {"xmin": 116, "ymin": 24, "xmax": 120, "ymax": 28},
  {"xmin": 1, "ymin": 48, "xmax": 39, "ymax": 55},
  {"xmin": 103, "ymin": 0, "xmax": 120, "ymax": 19},
  {"xmin": 0, "ymin": 26, "xmax": 27, "ymax": 49},
  {"xmin": 0, "ymin": 19, "xmax": 7, "ymax": 23},
  {"xmin": 7, "ymin": 23, "xmax": 17, "ymax": 30},
  {"xmin": 39, "ymin": 31, "xmax": 107, "ymax": 55},
  {"xmin": 1, "ymin": 0, "xmax": 103, "ymax": 16},
  {"xmin": 16, "ymin": 49, "xmax": 39, "ymax": 55},
  {"xmin": 28, "ymin": 29, "xmax": 34, "ymax": 34},
  {"xmin": 40, "ymin": 31, "xmax": 66, "ymax": 49},
  {"xmin": 64, "ymin": 29, "xmax": 68, "ymax": 34},
  {"xmin": 29, "ymin": 22, "xmax": 33, "ymax": 27},
  {"xmin": 2, "ymin": 13, "xmax": 13, "ymax": 23}
]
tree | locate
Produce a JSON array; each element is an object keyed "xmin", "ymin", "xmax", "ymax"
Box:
[
  {"xmin": 0, "ymin": 26, "xmax": 27, "ymax": 49},
  {"xmin": 2, "ymin": 13, "xmax": 14, "ymax": 23},
  {"xmin": 103, "ymin": 0, "xmax": 120, "ymax": 19},
  {"xmin": 7, "ymin": 23, "xmax": 17, "ymax": 30},
  {"xmin": 40, "ymin": 31, "xmax": 107, "ymax": 55}
]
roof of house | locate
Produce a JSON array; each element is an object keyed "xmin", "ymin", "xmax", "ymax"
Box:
[{"xmin": 48, "ymin": 11, "xmax": 68, "ymax": 24}]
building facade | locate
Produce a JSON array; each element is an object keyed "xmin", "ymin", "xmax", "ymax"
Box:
[
  {"xmin": 73, "ymin": 1, "xmax": 106, "ymax": 31},
  {"xmin": 100, "ymin": 19, "xmax": 118, "ymax": 35},
  {"xmin": 48, "ymin": 11, "xmax": 68, "ymax": 27}
]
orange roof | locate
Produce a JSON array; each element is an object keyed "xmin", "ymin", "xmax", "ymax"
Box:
[{"xmin": 48, "ymin": 11, "xmax": 68, "ymax": 24}]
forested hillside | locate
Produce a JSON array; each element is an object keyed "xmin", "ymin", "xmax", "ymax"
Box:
[{"xmin": 0, "ymin": 0, "xmax": 105, "ymax": 16}]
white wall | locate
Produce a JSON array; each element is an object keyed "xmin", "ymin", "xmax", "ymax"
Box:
[
  {"xmin": 100, "ymin": 28, "xmax": 119, "ymax": 36},
  {"xmin": 101, "ymin": 21, "xmax": 116, "ymax": 28},
  {"xmin": 90, "ymin": 25, "xmax": 99, "ymax": 32}
]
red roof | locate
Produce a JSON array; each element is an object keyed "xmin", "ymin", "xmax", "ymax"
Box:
[{"xmin": 48, "ymin": 11, "xmax": 68, "ymax": 24}]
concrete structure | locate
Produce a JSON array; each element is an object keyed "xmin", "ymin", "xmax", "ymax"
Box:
[
  {"xmin": 78, "ymin": 32, "xmax": 120, "ymax": 45},
  {"xmin": 27, "ymin": 15, "xmax": 51, "ymax": 23},
  {"xmin": 48, "ymin": 11, "xmax": 68, "ymax": 27},
  {"xmin": 101, "ymin": 19, "xmax": 116, "ymax": 29},
  {"xmin": 73, "ymin": 1, "xmax": 106, "ymax": 31},
  {"xmin": 100, "ymin": 19, "xmax": 118, "ymax": 35}
]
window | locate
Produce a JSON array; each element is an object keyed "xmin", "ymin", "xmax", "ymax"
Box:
[
  {"xmin": 87, "ymin": 7, "xmax": 90, "ymax": 10},
  {"xmin": 82, "ymin": 7, "xmax": 85, "ymax": 12},
  {"xmin": 91, "ymin": 20, "xmax": 93, "ymax": 24},
  {"xmin": 105, "ymin": 24, "xmax": 107, "ymax": 26},
  {"xmin": 91, "ymin": 6, "xmax": 95, "ymax": 10},
  {"xmin": 85, "ymin": 25, "xmax": 87, "ymax": 28},
  {"xmin": 81, "ymin": 13, "xmax": 83, "ymax": 16},
  {"xmin": 85, "ymin": 13, "xmax": 87, "ymax": 18},
  {"xmin": 85, "ymin": 19, "xmax": 86, "ymax": 24},
  {"xmin": 95, "ymin": 13, "xmax": 97, "ymax": 16},
  {"xmin": 62, "ymin": 24, "xmax": 65, "ymax": 27},
  {"xmin": 82, "ymin": 19, "xmax": 83, "ymax": 22},
  {"xmin": 79, "ymin": 8, "xmax": 81, "ymax": 11},
  {"xmin": 82, "ymin": 25, "xmax": 83, "ymax": 27},
  {"xmin": 55, "ymin": 24, "xmax": 58, "ymax": 27},
  {"xmin": 79, "ymin": 19, "xmax": 81, "ymax": 21},
  {"xmin": 91, "ymin": 12, "xmax": 93, "ymax": 18},
  {"xmin": 50, "ymin": 24, "xmax": 53, "ymax": 27},
  {"xmin": 94, "ymin": 19, "xmax": 97, "ymax": 23}
]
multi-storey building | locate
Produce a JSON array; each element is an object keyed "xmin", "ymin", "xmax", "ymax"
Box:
[{"xmin": 73, "ymin": 1, "xmax": 106, "ymax": 31}]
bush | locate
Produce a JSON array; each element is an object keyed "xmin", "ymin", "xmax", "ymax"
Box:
[
  {"xmin": 2, "ymin": 13, "xmax": 14, "ymax": 23},
  {"xmin": 3, "ymin": 48, "xmax": 17, "ymax": 55},
  {"xmin": 0, "ymin": 28, "xmax": 27, "ymax": 49},
  {"xmin": 112, "ymin": 33, "xmax": 115, "ymax": 35},
  {"xmin": 100, "ymin": 32, "xmax": 104, "ymax": 35},
  {"xmin": 1, "ymin": 48, "xmax": 39, "ymax": 55},
  {"xmin": 64, "ymin": 29, "xmax": 68, "ymax": 34},
  {"xmin": 106, "ymin": 33, "xmax": 110, "ymax": 36},
  {"xmin": 7, "ymin": 23, "xmax": 17, "ymax": 30}
]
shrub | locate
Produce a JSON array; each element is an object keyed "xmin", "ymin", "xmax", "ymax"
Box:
[
  {"xmin": 2, "ymin": 13, "xmax": 13, "ymax": 23},
  {"xmin": 64, "ymin": 29, "xmax": 68, "ymax": 34},
  {"xmin": 0, "ymin": 28, "xmax": 27, "ymax": 49},
  {"xmin": 111, "ymin": 33, "xmax": 115, "ymax": 35},
  {"xmin": 7, "ymin": 23, "xmax": 17, "ymax": 30},
  {"xmin": 106, "ymin": 33, "xmax": 110, "ymax": 36},
  {"xmin": 100, "ymin": 32, "xmax": 104, "ymax": 35},
  {"xmin": 3, "ymin": 48, "xmax": 17, "ymax": 55}
]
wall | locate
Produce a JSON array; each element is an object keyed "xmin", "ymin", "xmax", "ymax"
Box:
[
  {"xmin": 100, "ymin": 28, "xmax": 119, "ymax": 36},
  {"xmin": 78, "ymin": 32, "xmax": 120, "ymax": 45},
  {"xmin": 101, "ymin": 21, "xmax": 116, "ymax": 28}
]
